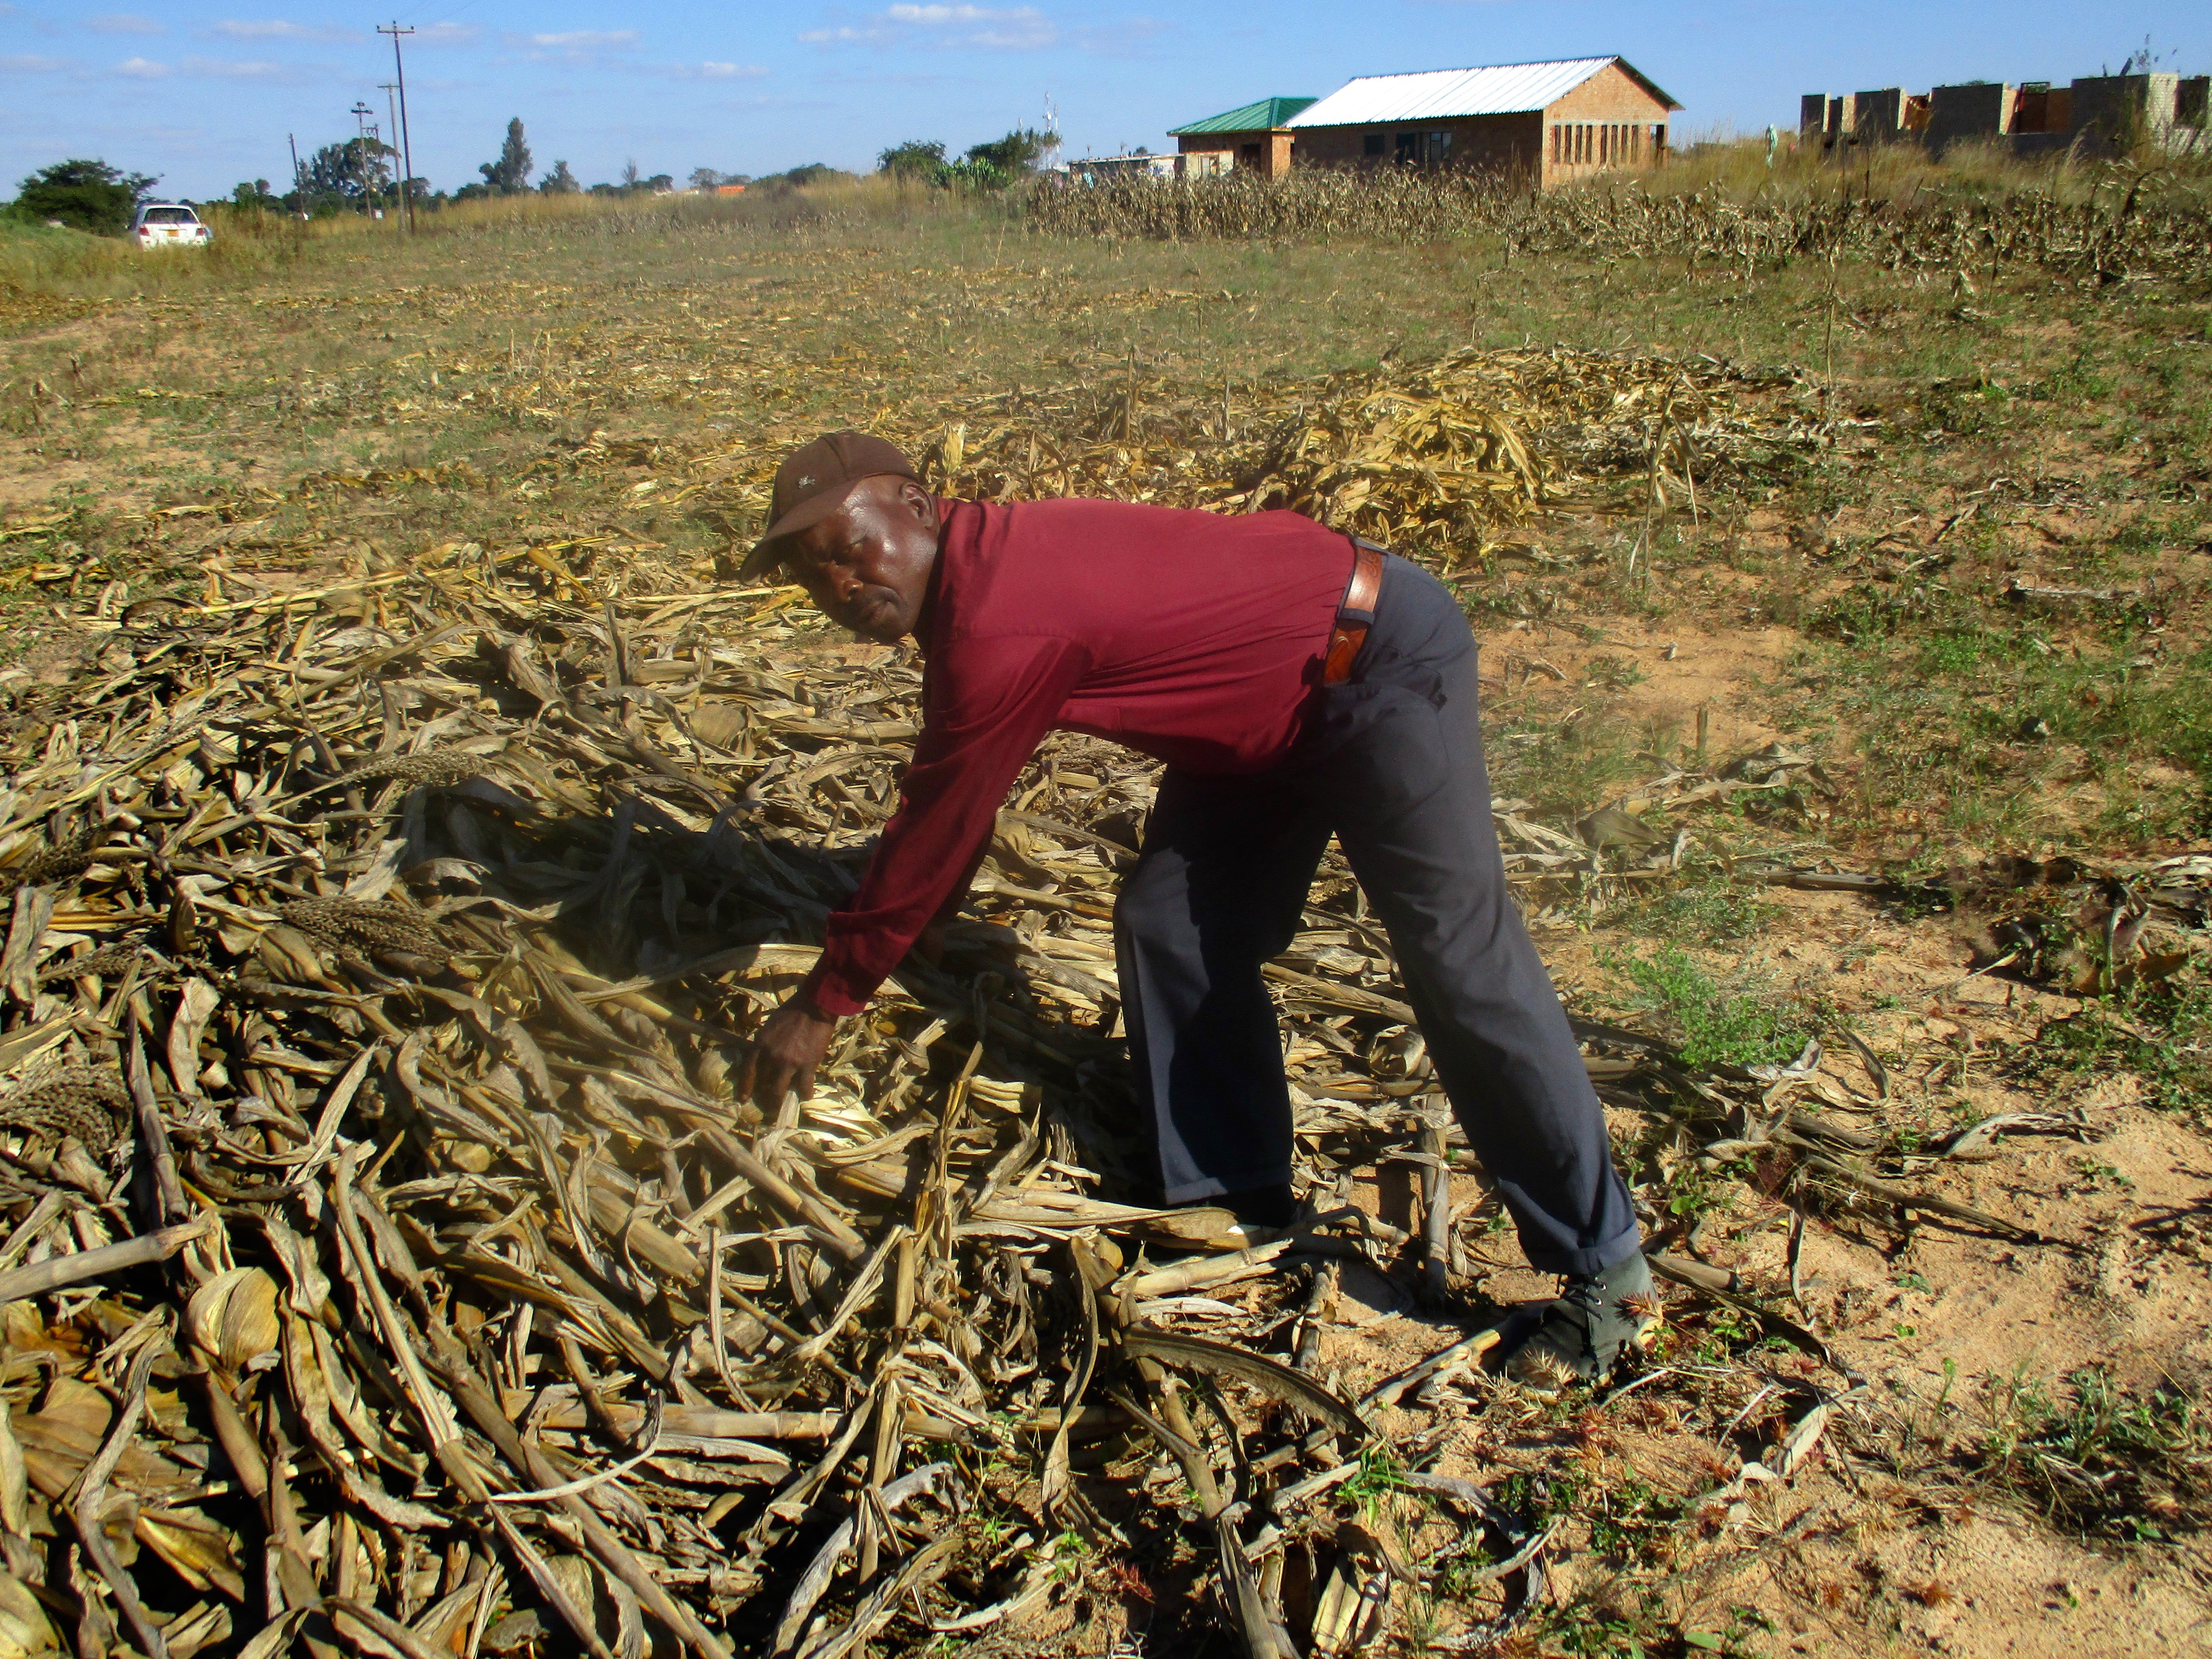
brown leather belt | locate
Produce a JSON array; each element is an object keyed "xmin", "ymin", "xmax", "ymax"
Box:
[{"xmin": 1322, "ymin": 540, "xmax": 1385, "ymax": 686}]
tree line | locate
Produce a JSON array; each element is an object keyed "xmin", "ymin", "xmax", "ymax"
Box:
[{"xmin": 4, "ymin": 118, "xmax": 1059, "ymax": 234}]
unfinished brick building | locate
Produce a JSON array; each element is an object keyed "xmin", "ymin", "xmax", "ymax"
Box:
[
  {"xmin": 1802, "ymin": 71, "xmax": 2210, "ymax": 158},
  {"xmin": 1279, "ymin": 58, "xmax": 1679, "ymax": 186}
]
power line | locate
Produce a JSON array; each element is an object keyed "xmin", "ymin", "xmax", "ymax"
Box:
[{"xmin": 377, "ymin": 22, "xmax": 417, "ymax": 233}]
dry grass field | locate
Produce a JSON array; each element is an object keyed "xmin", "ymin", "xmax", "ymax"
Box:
[{"xmin": 0, "ymin": 157, "xmax": 2207, "ymax": 1659}]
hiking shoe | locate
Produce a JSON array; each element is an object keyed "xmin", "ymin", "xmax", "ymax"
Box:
[
  {"xmin": 1218, "ymin": 1185, "xmax": 1297, "ymax": 1231},
  {"xmin": 1499, "ymin": 1252, "xmax": 1660, "ymax": 1393}
]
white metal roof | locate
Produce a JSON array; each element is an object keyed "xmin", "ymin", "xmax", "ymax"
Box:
[{"xmin": 1286, "ymin": 58, "xmax": 1660, "ymax": 127}]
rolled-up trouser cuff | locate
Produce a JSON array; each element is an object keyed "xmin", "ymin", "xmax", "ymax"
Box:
[
  {"xmin": 1157, "ymin": 1165, "xmax": 1294, "ymax": 1207},
  {"xmin": 1519, "ymin": 1220, "xmax": 1645, "ymax": 1278}
]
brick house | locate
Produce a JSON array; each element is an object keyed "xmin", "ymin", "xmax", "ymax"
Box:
[
  {"xmin": 1170, "ymin": 97, "xmax": 1317, "ymax": 179},
  {"xmin": 1283, "ymin": 57, "xmax": 1680, "ymax": 186}
]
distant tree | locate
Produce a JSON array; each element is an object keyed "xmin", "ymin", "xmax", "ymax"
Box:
[
  {"xmin": 877, "ymin": 140, "xmax": 948, "ymax": 181},
  {"xmin": 229, "ymin": 178, "xmax": 284, "ymax": 212},
  {"xmin": 644, "ymin": 173, "xmax": 673, "ymax": 194},
  {"xmin": 620, "ymin": 158, "xmax": 642, "ymax": 191},
  {"xmin": 9, "ymin": 158, "xmax": 156, "ymax": 234},
  {"xmin": 304, "ymin": 137, "xmax": 394, "ymax": 208},
  {"xmin": 688, "ymin": 166, "xmax": 723, "ymax": 191},
  {"xmin": 479, "ymin": 118, "xmax": 533, "ymax": 195},
  {"xmin": 540, "ymin": 159, "xmax": 580, "ymax": 195},
  {"xmin": 963, "ymin": 127, "xmax": 1051, "ymax": 178}
]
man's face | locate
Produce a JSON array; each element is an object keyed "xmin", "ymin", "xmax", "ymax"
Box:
[{"xmin": 781, "ymin": 477, "xmax": 939, "ymax": 643}]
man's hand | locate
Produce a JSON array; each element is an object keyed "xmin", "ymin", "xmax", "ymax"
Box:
[{"xmin": 738, "ymin": 994, "xmax": 838, "ymax": 1115}]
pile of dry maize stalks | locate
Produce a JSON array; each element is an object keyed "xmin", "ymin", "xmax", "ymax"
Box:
[
  {"xmin": 770, "ymin": 344, "xmax": 1826, "ymax": 574},
  {"xmin": 0, "ymin": 339, "xmax": 2086, "ymax": 1659}
]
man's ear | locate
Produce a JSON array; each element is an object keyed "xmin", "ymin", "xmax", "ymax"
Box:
[{"xmin": 896, "ymin": 477, "xmax": 939, "ymax": 530}]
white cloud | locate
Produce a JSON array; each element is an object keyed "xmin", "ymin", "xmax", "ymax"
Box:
[
  {"xmin": 657, "ymin": 58, "xmax": 768, "ymax": 80},
  {"xmin": 415, "ymin": 21, "xmax": 479, "ymax": 45},
  {"xmin": 1, "ymin": 51, "xmax": 67, "ymax": 70},
  {"xmin": 208, "ymin": 18, "xmax": 359, "ymax": 41},
  {"xmin": 529, "ymin": 29, "xmax": 638, "ymax": 48},
  {"xmin": 86, "ymin": 13, "xmax": 165, "ymax": 33},
  {"xmin": 112, "ymin": 55, "xmax": 169, "ymax": 76},
  {"xmin": 514, "ymin": 27, "xmax": 641, "ymax": 64},
  {"xmin": 181, "ymin": 54, "xmax": 298, "ymax": 79},
  {"xmin": 804, "ymin": 4, "xmax": 1057, "ymax": 50}
]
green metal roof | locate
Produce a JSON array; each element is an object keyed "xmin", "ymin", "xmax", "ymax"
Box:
[{"xmin": 1170, "ymin": 96, "xmax": 1317, "ymax": 136}]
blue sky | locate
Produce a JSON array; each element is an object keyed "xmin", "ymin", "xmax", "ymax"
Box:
[{"xmin": 3, "ymin": 1, "xmax": 2208, "ymax": 201}]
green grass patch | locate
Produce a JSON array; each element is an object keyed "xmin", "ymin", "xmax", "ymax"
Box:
[
  {"xmin": 2024, "ymin": 976, "xmax": 2212, "ymax": 1118},
  {"xmin": 1604, "ymin": 943, "xmax": 1810, "ymax": 1072},
  {"xmin": 1805, "ymin": 575, "xmax": 2212, "ymax": 846},
  {"xmin": 1970, "ymin": 1365, "xmax": 2210, "ymax": 1539},
  {"xmin": 1620, "ymin": 874, "xmax": 1781, "ymax": 947}
]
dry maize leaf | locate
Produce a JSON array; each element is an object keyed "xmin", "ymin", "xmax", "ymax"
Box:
[
  {"xmin": 12, "ymin": 1377, "xmax": 110, "ymax": 1498},
  {"xmin": 410, "ymin": 1578, "xmax": 494, "ymax": 1653},
  {"xmin": 0, "ymin": 1571, "xmax": 56, "ymax": 1658},
  {"xmin": 161, "ymin": 1600, "xmax": 233, "ymax": 1659},
  {"xmin": 184, "ymin": 1267, "xmax": 281, "ymax": 1371},
  {"xmin": 0, "ymin": 1407, "xmax": 24, "ymax": 1537},
  {"xmin": 166, "ymin": 977, "xmax": 223, "ymax": 1098},
  {"xmin": 135, "ymin": 1507, "xmax": 248, "ymax": 1601},
  {"xmin": 254, "ymin": 924, "xmax": 340, "ymax": 989}
]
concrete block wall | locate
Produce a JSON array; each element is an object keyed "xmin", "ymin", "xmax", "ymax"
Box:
[
  {"xmin": 1800, "ymin": 94, "xmax": 1828, "ymax": 138},
  {"xmin": 1853, "ymin": 87, "xmax": 1907, "ymax": 140},
  {"xmin": 1926, "ymin": 82, "xmax": 2011, "ymax": 150},
  {"xmin": 2068, "ymin": 73, "xmax": 2179, "ymax": 152}
]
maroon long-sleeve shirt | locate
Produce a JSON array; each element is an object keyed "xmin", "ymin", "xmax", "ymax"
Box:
[{"xmin": 799, "ymin": 496, "xmax": 1357, "ymax": 1016}]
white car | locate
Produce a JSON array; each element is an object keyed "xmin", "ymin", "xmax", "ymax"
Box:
[{"xmin": 132, "ymin": 204, "xmax": 212, "ymax": 249}]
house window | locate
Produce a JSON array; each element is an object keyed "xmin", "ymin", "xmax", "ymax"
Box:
[
  {"xmin": 1239, "ymin": 141, "xmax": 1261, "ymax": 168},
  {"xmin": 1395, "ymin": 131, "xmax": 1420, "ymax": 164},
  {"xmin": 1426, "ymin": 130, "xmax": 1452, "ymax": 166},
  {"xmin": 1364, "ymin": 132, "xmax": 1385, "ymax": 157},
  {"xmin": 1550, "ymin": 125, "xmax": 1560, "ymax": 164}
]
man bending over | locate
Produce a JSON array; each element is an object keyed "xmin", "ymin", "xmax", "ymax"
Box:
[{"xmin": 736, "ymin": 431, "xmax": 1653, "ymax": 1387}]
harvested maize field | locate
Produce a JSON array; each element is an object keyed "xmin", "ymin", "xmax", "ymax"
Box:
[{"xmin": 0, "ymin": 172, "xmax": 2208, "ymax": 1659}]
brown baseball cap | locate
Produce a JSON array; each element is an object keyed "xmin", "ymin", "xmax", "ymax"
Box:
[{"xmin": 737, "ymin": 431, "xmax": 919, "ymax": 582}]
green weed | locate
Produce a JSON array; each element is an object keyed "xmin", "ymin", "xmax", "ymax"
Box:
[
  {"xmin": 1972, "ymin": 1366, "xmax": 2210, "ymax": 1538},
  {"xmin": 2025, "ymin": 977, "xmax": 2212, "ymax": 1117},
  {"xmin": 1622, "ymin": 876, "xmax": 1780, "ymax": 946},
  {"xmin": 1604, "ymin": 943, "xmax": 1809, "ymax": 1072},
  {"xmin": 1343, "ymin": 1443, "xmax": 1410, "ymax": 1518}
]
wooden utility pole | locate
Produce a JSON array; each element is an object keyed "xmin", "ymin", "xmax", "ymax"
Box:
[
  {"xmin": 380, "ymin": 82, "xmax": 401, "ymax": 229},
  {"xmin": 350, "ymin": 100, "xmax": 378, "ymax": 218},
  {"xmin": 377, "ymin": 22, "xmax": 417, "ymax": 233}
]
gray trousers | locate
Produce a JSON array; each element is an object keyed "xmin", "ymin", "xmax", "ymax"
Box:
[{"xmin": 1114, "ymin": 555, "xmax": 1641, "ymax": 1276}]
